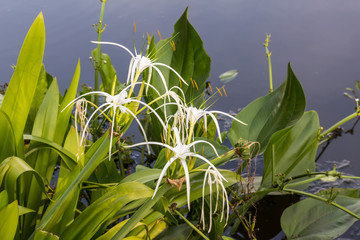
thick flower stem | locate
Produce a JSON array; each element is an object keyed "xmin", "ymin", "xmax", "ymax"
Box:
[
  {"xmin": 94, "ymin": 0, "xmax": 107, "ymax": 94},
  {"xmin": 92, "ymin": 0, "xmax": 107, "ymax": 141},
  {"xmin": 320, "ymin": 111, "xmax": 359, "ymax": 140}
]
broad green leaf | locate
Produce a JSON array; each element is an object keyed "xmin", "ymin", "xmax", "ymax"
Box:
[
  {"xmin": 281, "ymin": 189, "xmax": 360, "ymax": 240},
  {"xmin": 0, "ymin": 110, "xmax": 16, "ymax": 161},
  {"xmin": 145, "ymin": 8, "xmax": 211, "ymax": 148},
  {"xmin": 228, "ymin": 63, "xmax": 306, "ymax": 153},
  {"xmin": 150, "ymin": 7, "xmax": 210, "ymax": 103},
  {"xmin": 0, "ymin": 94, "xmax": 3, "ymax": 107},
  {"xmin": 0, "ymin": 13, "xmax": 45, "ymax": 156},
  {"xmin": 260, "ymin": 111, "xmax": 319, "ymax": 189},
  {"xmin": 0, "ymin": 200, "xmax": 18, "ymax": 240},
  {"xmin": 219, "ymin": 69, "xmax": 238, "ymax": 83},
  {"xmin": 61, "ymin": 182, "xmax": 153, "ymax": 240}
]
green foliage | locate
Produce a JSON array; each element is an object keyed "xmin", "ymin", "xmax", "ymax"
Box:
[
  {"xmin": 0, "ymin": 197, "xmax": 18, "ymax": 240},
  {"xmin": 261, "ymin": 111, "xmax": 319, "ymax": 189},
  {"xmin": 228, "ymin": 63, "xmax": 306, "ymax": 153},
  {"xmin": 0, "ymin": 13, "xmax": 45, "ymax": 159},
  {"xmin": 0, "ymin": 5, "xmax": 359, "ymax": 240},
  {"xmin": 281, "ymin": 189, "xmax": 360, "ymax": 240}
]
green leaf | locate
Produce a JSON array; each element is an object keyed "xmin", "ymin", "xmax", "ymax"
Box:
[
  {"xmin": 121, "ymin": 167, "xmax": 162, "ymax": 184},
  {"xmin": 25, "ymin": 65, "xmax": 53, "ymax": 134},
  {"xmin": 0, "ymin": 94, "xmax": 3, "ymax": 107},
  {"xmin": 61, "ymin": 182, "xmax": 153, "ymax": 240},
  {"xmin": 281, "ymin": 190, "xmax": 360, "ymax": 240},
  {"xmin": 0, "ymin": 157, "xmax": 46, "ymax": 203},
  {"xmin": 260, "ymin": 111, "xmax": 319, "ymax": 189},
  {"xmin": 36, "ymin": 133, "xmax": 111, "ymax": 234},
  {"xmin": 0, "ymin": 110, "xmax": 16, "ymax": 161},
  {"xmin": 56, "ymin": 59, "xmax": 81, "ymax": 146},
  {"xmin": 145, "ymin": 8, "xmax": 211, "ymax": 148},
  {"xmin": 23, "ymin": 79, "xmax": 59, "ymax": 237},
  {"xmin": 111, "ymin": 185, "xmax": 172, "ymax": 240},
  {"xmin": 0, "ymin": 13, "xmax": 45, "ymax": 157},
  {"xmin": 24, "ymin": 134, "xmax": 77, "ymax": 168},
  {"xmin": 150, "ymin": 7, "xmax": 211, "ymax": 103},
  {"xmin": 154, "ymin": 222, "xmax": 194, "ymax": 240},
  {"xmin": 43, "ymin": 127, "xmax": 80, "ymax": 235},
  {"xmin": 219, "ymin": 70, "xmax": 238, "ymax": 84},
  {"xmin": 0, "ymin": 200, "xmax": 19, "ymax": 240},
  {"xmin": 18, "ymin": 205, "xmax": 35, "ymax": 216},
  {"xmin": 228, "ymin": 63, "xmax": 306, "ymax": 153},
  {"xmin": 0, "ymin": 190, "xmax": 8, "ymax": 210},
  {"xmin": 33, "ymin": 230, "xmax": 60, "ymax": 240}
]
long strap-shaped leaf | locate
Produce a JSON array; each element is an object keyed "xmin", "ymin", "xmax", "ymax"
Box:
[
  {"xmin": 60, "ymin": 182, "xmax": 154, "ymax": 240},
  {"xmin": 111, "ymin": 185, "xmax": 172, "ymax": 240},
  {"xmin": 31, "ymin": 134, "xmax": 111, "ymax": 237},
  {"xmin": 0, "ymin": 13, "xmax": 45, "ymax": 159}
]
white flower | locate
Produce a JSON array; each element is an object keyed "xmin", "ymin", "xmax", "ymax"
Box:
[
  {"xmin": 185, "ymin": 106, "xmax": 247, "ymax": 142},
  {"xmin": 200, "ymin": 167, "xmax": 229, "ymax": 233},
  {"xmin": 91, "ymin": 41, "xmax": 188, "ymax": 93},
  {"xmin": 126, "ymin": 127, "xmax": 226, "ymax": 210},
  {"xmin": 63, "ymin": 82, "xmax": 166, "ymax": 160}
]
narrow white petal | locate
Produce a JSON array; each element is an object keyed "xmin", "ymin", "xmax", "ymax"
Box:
[
  {"xmin": 153, "ymin": 62, "xmax": 189, "ymax": 86},
  {"xmin": 180, "ymin": 159, "xmax": 191, "ymax": 210},
  {"xmin": 62, "ymin": 91, "xmax": 111, "ymax": 112},
  {"xmin": 152, "ymin": 65, "xmax": 169, "ymax": 93},
  {"xmin": 152, "ymin": 156, "xmax": 176, "ymax": 198},
  {"xmin": 188, "ymin": 139, "xmax": 219, "ymax": 157},
  {"xmin": 122, "ymin": 106, "xmax": 151, "ymax": 153},
  {"xmin": 80, "ymin": 103, "xmax": 112, "ymax": 146},
  {"xmin": 207, "ymin": 111, "xmax": 223, "ymax": 143},
  {"xmin": 91, "ymin": 41, "xmax": 135, "ymax": 58},
  {"xmin": 192, "ymin": 154, "xmax": 227, "ymax": 182}
]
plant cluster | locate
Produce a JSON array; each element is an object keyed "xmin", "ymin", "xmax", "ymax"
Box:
[{"xmin": 1, "ymin": 3, "xmax": 360, "ymax": 240}]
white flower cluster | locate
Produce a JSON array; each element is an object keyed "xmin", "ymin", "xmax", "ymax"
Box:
[{"xmin": 65, "ymin": 39, "xmax": 246, "ymax": 231}]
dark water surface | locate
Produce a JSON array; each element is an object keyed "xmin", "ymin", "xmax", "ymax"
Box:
[{"xmin": 1, "ymin": 1, "xmax": 360, "ymax": 238}]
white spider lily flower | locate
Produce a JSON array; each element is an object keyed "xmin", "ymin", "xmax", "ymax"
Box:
[
  {"xmin": 185, "ymin": 106, "xmax": 247, "ymax": 142},
  {"xmin": 91, "ymin": 41, "xmax": 188, "ymax": 93},
  {"xmin": 126, "ymin": 127, "xmax": 226, "ymax": 210},
  {"xmin": 63, "ymin": 82, "xmax": 166, "ymax": 160},
  {"xmin": 200, "ymin": 167, "xmax": 229, "ymax": 233}
]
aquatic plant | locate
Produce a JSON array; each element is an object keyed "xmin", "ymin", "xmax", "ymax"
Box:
[{"xmin": 0, "ymin": 2, "xmax": 360, "ymax": 240}]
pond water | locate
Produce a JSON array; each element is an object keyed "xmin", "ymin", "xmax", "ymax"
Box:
[{"xmin": 1, "ymin": 1, "xmax": 360, "ymax": 239}]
